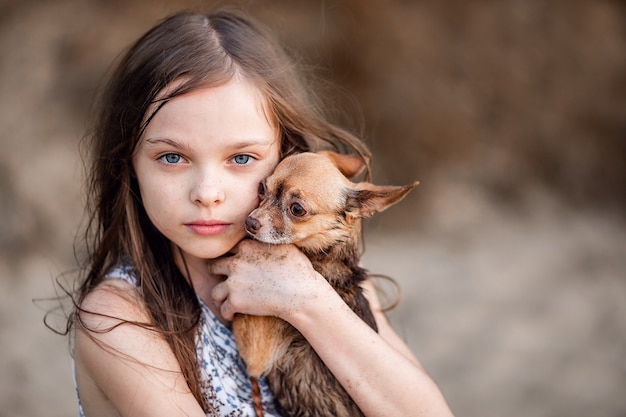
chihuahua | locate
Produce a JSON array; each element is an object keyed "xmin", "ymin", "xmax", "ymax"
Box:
[{"xmin": 233, "ymin": 151, "xmax": 418, "ymax": 417}]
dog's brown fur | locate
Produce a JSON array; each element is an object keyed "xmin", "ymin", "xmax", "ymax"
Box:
[{"xmin": 233, "ymin": 151, "xmax": 418, "ymax": 417}]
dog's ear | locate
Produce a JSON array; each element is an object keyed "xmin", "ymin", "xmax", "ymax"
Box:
[
  {"xmin": 319, "ymin": 151, "xmax": 369, "ymax": 179},
  {"xmin": 346, "ymin": 181, "xmax": 419, "ymax": 218}
]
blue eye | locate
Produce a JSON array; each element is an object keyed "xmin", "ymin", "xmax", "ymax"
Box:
[
  {"xmin": 160, "ymin": 153, "xmax": 182, "ymax": 164},
  {"xmin": 233, "ymin": 154, "xmax": 251, "ymax": 165}
]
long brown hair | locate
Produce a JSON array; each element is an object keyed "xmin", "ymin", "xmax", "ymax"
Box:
[{"xmin": 72, "ymin": 8, "xmax": 370, "ymax": 411}]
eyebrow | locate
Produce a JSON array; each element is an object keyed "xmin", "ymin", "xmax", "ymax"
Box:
[
  {"xmin": 144, "ymin": 137, "xmax": 188, "ymax": 150},
  {"xmin": 225, "ymin": 139, "xmax": 276, "ymax": 151},
  {"xmin": 143, "ymin": 137, "xmax": 276, "ymax": 151}
]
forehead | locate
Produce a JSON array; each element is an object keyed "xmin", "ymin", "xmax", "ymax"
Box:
[
  {"xmin": 143, "ymin": 76, "xmax": 277, "ymax": 133},
  {"xmin": 139, "ymin": 77, "xmax": 280, "ymax": 153}
]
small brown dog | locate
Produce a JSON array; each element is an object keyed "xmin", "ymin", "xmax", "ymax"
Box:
[{"xmin": 233, "ymin": 151, "xmax": 418, "ymax": 417}]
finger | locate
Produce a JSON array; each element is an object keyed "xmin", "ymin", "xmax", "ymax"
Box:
[
  {"xmin": 220, "ymin": 298, "xmax": 235, "ymax": 321},
  {"xmin": 211, "ymin": 282, "xmax": 229, "ymax": 304},
  {"xmin": 234, "ymin": 238, "xmax": 259, "ymax": 254},
  {"xmin": 207, "ymin": 257, "xmax": 230, "ymax": 276}
]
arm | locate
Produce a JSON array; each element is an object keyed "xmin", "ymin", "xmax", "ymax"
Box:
[
  {"xmin": 360, "ymin": 279, "xmax": 424, "ymax": 369},
  {"xmin": 291, "ymin": 287, "xmax": 453, "ymax": 417},
  {"xmin": 210, "ymin": 241, "xmax": 454, "ymax": 417},
  {"xmin": 74, "ymin": 279, "xmax": 207, "ymax": 417}
]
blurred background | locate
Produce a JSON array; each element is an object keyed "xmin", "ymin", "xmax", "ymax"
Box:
[{"xmin": 1, "ymin": 0, "xmax": 625, "ymax": 416}]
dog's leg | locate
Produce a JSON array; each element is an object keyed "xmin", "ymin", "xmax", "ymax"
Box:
[
  {"xmin": 251, "ymin": 376, "xmax": 264, "ymax": 417},
  {"xmin": 233, "ymin": 314, "xmax": 290, "ymax": 377},
  {"xmin": 233, "ymin": 314, "xmax": 295, "ymax": 416}
]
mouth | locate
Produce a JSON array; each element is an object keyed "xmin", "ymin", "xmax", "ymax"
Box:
[{"xmin": 185, "ymin": 220, "xmax": 231, "ymax": 236}]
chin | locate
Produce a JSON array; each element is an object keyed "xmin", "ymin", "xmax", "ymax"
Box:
[
  {"xmin": 189, "ymin": 240, "xmax": 242, "ymax": 260},
  {"xmin": 197, "ymin": 248, "xmax": 233, "ymax": 260}
]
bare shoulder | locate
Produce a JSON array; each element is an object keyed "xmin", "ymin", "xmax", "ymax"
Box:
[
  {"xmin": 78, "ymin": 278, "xmax": 148, "ymax": 331},
  {"xmin": 74, "ymin": 279, "xmax": 205, "ymax": 417},
  {"xmin": 75, "ymin": 278, "xmax": 156, "ymax": 369}
]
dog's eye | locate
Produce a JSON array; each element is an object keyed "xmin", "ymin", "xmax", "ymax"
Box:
[
  {"xmin": 258, "ymin": 181, "xmax": 266, "ymax": 198},
  {"xmin": 289, "ymin": 202, "xmax": 307, "ymax": 217}
]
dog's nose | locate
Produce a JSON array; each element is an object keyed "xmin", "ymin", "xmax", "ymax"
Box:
[{"xmin": 245, "ymin": 216, "xmax": 261, "ymax": 233}]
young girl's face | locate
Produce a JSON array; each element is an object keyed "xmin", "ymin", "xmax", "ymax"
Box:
[{"xmin": 133, "ymin": 78, "xmax": 280, "ymax": 263}]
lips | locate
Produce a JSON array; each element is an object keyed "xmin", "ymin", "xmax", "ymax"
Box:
[{"xmin": 185, "ymin": 220, "xmax": 231, "ymax": 236}]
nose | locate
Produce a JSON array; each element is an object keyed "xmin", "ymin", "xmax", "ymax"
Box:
[
  {"xmin": 190, "ymin": 170, "xmax": 225, "ymax": 206},
  {"xmin": 245, "ymin": 216, "xmax": 261, "ymax": 233}
]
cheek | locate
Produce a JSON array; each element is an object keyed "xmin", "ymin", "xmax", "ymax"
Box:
[
  {"xmin": 238, "ymin": 180, "xmax": 262, "ymax": 213},
  {"xmin": 238, "ymin": 167, "xmax": 277, "ymax": 211},
  {"xmin": 138, "ymin": 176, "xmax": 183, "ymax": 221}
]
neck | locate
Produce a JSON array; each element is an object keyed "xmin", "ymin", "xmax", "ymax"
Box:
[{"xmin": 173, "ymin": 246, "xmax": 228, "ymax": 324}]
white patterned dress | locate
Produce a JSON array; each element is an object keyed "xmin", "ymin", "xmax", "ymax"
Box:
[{"xmin": 74, "ymin": 264, "xmax": 283, "ymax": 417}]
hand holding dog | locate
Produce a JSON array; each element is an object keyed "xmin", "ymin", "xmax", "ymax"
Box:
[
  {"xmin": 210, "ymin": 238, "xmax": 455, "ymax": 417},
  {"xmin": 209, "ymin": 239, "xmax": 335, "ymax": 322}
]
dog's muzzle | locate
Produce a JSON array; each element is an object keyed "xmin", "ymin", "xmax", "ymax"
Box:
[{"xmin": 246, "ymin": 216, "xmax": 261, "ymax": 234}]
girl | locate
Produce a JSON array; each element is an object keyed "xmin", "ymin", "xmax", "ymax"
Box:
[{"xmin": 70, "ymin": 8, "xmax": 454, "ymax": 417}]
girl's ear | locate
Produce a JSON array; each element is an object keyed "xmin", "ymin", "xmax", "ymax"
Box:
[
  {"xmin": 318, "ymin": 151, "xmax": 369, "ymax": 179},
  {"xmin": 346, "ymin": 181, "xmax": 419, "ymax": 219}
]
